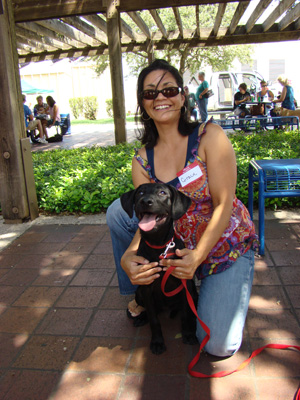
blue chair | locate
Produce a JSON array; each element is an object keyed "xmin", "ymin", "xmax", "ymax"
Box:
[{"xmin": 248, "ymin": 159, "xmax": 300, "ymax": 255}]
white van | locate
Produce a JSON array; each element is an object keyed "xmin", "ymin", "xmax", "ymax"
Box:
[{"xmin": 207, "ymin": 71, "xmax": 265, "ymax": 112}]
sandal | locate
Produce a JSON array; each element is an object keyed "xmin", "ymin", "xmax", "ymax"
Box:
[{"xmin": 127, "ymin": 299, "xmax": 148, "ymax": 327}]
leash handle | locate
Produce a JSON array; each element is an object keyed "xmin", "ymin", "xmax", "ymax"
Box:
[{"xmin": 161, "ymin": 265, "xmax": 300, "ymax": 386}]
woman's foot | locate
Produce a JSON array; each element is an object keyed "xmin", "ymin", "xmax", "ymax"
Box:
[
  {"xmin": 127, "ymin": 299, "xmax": 148, "ymax": 327},
  {"xmin": 127, "ymin": 299, "xmax": 145, "ymax": 317}
]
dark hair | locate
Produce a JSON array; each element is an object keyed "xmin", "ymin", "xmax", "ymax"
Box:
[
  {"xmin": 135, "ymin": 59, "xmax": 198, "ymax": 148},
  {"xmin": 239, "ymin": 83, "xmax": 247, "ymax": 91},
  {"xmin": 46, "ymin": 96, "xmax": 56, "ymax": 108}
]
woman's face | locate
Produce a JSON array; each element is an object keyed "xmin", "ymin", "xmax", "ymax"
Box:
[{"xmin": 142, "ymin": 69, "xmax": 185, "ymax": 124}]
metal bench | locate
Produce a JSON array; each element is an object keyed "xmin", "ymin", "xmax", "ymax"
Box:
[
  {"xmin": 248, "ymin": 159, "xmax": 300, "ymax": 255},
  {"xmin": 213, "ymin": 116, "xmax": 299, "ymax": 131}
]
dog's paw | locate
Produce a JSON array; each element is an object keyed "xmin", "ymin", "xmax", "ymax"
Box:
[
  {"xmin": 133, "ymin": 311, "xmax": 148, "ymax": 327},
  {"xmin": 182, "ymin": 332, "xmax": 198, "ymax": 345},
  {"xmin": 150, "ymin": 340, "xmax": 167, "ymax": 355}
]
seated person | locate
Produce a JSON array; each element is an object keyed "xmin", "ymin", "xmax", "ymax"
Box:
[
  {"xmin": 44, "ymin": 96, "xmax": 61, "ymax": 136},
  {"xmin": 184, "ymin": 86, "xmax": 198, "ymax": 121},
  {"xmin": 257, "ymin": 80, "xmax": 274, "ymax": 115},
  {"xmin": 22, "ymin": 94, "xmax": 48, "ymax": 144},
  {"xmin": 34, "ymin": 95, "xmax": 49, "ymax": 139},
  {"xmin": 234, "ymin": 83, "xmax": 251, "ymax": 118}
]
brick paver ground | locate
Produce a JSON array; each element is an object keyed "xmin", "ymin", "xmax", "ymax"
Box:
[{"xmin": 0, "ymin": 219, "xmax": 299, "ymax": 400}]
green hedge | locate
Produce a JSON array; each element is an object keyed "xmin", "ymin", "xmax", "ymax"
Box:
[{"xmin": 31, "ymin": 130, "xmax": 300, "ymax": 214}]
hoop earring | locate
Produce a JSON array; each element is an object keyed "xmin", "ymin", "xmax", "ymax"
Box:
[
  {"xmin": 141, "ymin": 111, "xmax": 151, "ymax": 121},
  {"xmin": 181, "ymin": 105, "xmax": 187, "ymax": 114}
]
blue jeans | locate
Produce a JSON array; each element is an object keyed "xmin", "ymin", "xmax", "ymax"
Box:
[
  {"xmin": 106, "ymin": 198, "xmax": 254, "ymax": 357},
  {"xmin": 197, "ymin": 97, "xmax": 208, "ymax": 122}
]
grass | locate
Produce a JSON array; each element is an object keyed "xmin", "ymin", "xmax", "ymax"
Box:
[{"xmin": 71, "ymin": 116, "xmax": 136, "ymax": 125}]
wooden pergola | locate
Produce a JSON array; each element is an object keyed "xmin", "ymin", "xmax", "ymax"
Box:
[{"xmin": 1, "ymin": 0, "xmax": 300, "ymax": 223}]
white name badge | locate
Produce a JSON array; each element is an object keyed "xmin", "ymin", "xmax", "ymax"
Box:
[{"xmin": 177, "ymin": 161, "xmax": 203, "ymax": 187}]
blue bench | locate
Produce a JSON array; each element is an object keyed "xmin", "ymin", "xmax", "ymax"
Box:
[
  {"xmin": 248, "ymin": 159, "xmax": 300, "ymax": 255},
  {"xmin": 214, "ymin": 116, "xmax": 299, "ymax": 131}
]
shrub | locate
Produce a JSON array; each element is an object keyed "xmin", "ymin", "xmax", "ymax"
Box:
[
  {"xmin": 31, "ymin": 129, "xmax": 300, "ymax": 214},
  {"xmin": 69, "ymin": 97, "xmax": 84, "ymax": 119},
  {"xmin": 83, "ymin": 96, "xmax": 98, "ymax": 120},
  {"xmin": 105, "ymin": 99, "xmax": 113, "ymax": 118}
]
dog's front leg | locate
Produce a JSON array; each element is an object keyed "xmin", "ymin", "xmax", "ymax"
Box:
[{"xmin": 142, "ymin": 287, "xmax": 166, "ymax": 355}]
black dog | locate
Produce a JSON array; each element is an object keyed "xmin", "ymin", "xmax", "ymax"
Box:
[{"xmin": 121, "ymin": 183, "xmax": 198, "ymax": 355}]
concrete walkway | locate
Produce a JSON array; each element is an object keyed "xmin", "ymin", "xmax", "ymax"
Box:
[{"xmin": 0, "ymin": 123, "xmax": 299, "ymax": 399}]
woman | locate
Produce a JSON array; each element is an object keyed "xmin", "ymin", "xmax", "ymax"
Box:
[
  {"xmin": 273, "ymin": 75, "xmax": 295, "ymax": 110},
  {"xmin": 257, "ymin": 80, "xmax": 274, "ymax": 102},
  {"xmin": 195, "ymin": 71, "xmax": 209, "ymax": 122},
  {"xmin": 106, "ymin": 59, "xmax": 258, "ymax": 357},
  {"xmin": 45, "ymin": 95, "xmax": 61, "ymax": 130}
]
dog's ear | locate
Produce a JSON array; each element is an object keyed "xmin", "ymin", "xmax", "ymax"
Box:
[
  {"xmin": 168, "ymin": 186, "xmax": 191, "ymax": 220},
  {"xmin": 120, "ymin": 189, "xmax": 136, "ymax": 218}
]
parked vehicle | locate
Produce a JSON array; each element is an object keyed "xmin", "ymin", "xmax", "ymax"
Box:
[{"xmin": 189, "ymin": 71, "xmax": 270, "ymax": 112}]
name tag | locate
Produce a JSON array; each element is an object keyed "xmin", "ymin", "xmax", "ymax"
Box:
[{"xmin": 177, "ymin": 161, "xmax": 203, "ymax": 187}]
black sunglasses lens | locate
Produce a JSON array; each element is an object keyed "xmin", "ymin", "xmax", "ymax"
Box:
[
  {"xmin": 142, "ymin": 90, "xmax": 157, "ymax": 100},
  {"xmin": 162, "ymin": 87, "xmax": 180, "ymax": 98},
  {"xmin": 142, "ymin": 87, "xmax": 180, "ymax": 100}
]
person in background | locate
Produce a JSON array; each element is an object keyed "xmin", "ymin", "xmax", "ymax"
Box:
[
  {"xmin": 45, "ymin": 96, "xmax": 61, "ymax": 132},
  {"xmin": 196, "ymin": 72, "xmax": 209, "ymax": 122},
  {"xmin": 257, "ymin": 80, "xmax": 274, "ymax": 102},
  {"xmin": 34, "ymin": 95, "xmax": 49, "ymax": 139},
  {"xmin": 22, "ymin": 94, "xmax": 48, "ymax": 144},
  {"xmin": 233, "ymin": 83, "xmax": 251, "ymax": 118},
  {"xmin": 257, "ymin": 80, "xmax": 274, "ymax": 115},
  {"xmin": 273, "ymin": 75, "xmax": 295, "ymax": 110},
  {"xmin": 184, "ymin": 86, "xmax": 198, "ymax": 121},
  {"xmin": 106, "ymin": 59, "xmax": 257, "ymax": 358}
]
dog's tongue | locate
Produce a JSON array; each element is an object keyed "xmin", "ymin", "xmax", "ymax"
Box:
[{"xmin": 138, "ymin": 214, "xmax": 157, "ymax": 232}]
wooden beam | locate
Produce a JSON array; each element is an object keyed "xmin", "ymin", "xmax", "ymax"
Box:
[
  {"xmin": 36, "ymin": 19, "xmax": 97, "ymax": 46},
  {"xmin": 195, "ymin": 5, "xmax": 200, "ymax": 37},
  {"xmin": 228, "ymin": 1, "xmax": 250, "ymax": 35},
  {"xmin": 245, "ymin": 0, "xmax": 273, "ymax": 33},
  {"xmin": 18, "ymin": 22, "xmax": 300, "ymax": 63},
  {"xmin": 262, "ymin": 0, "xmax": 295, "ymax": 32},
  {"xmin": 15, "ymin": 25, "xmax": 66, "ymax": 50},
  {"xmin": 172, "ymin": 7, "xmax": 184, "ymax": 38},
  {"xmin": 61, "ymin": 16, "xmax": 108, "ymax": 44},
  {"xmin": 120, "ymin": 17, "xmax": 137, "ymax": 41},
  {"xmin": 149, "ymin": 9, "xmax": 167, "ymax": 38},
  {"xmin": 17, "ymin": 35, "xmax": 58, "ymax": 52},
  {"xmin": 127, "ymin": 11, "xmax": 151, "ymax": 39},
  {"xmin": 212, "ymin": 3, "xmax": 227, "ymax": 36},
  {"xmin": 83, "ymin": 14, "xmax": 107, "ymax": 33},
  {"xmin": 295, "ymin": 16, "xmax": 300, "ymax": 30},
  {"xmin": 17, "ymin": 22, "xmax": 76, "ymax": 49},
  {"xmin": 278, "ymin": 1, "xmax": 300, "ymax": 31},
  {"xmin": 0, "ymin": 0, "xmax": 37, "ymax": 222},
  {"xmin": 13, "ymin": 1, "xmax": 241, "ymax": 22},
  {"xmin": 106, "ymin": 2, "xmax": 126, "ymax": 144}
]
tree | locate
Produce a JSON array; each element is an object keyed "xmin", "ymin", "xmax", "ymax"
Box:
[{"xmin": 93, "ymin": 5, "xmax": 254, "ymax": 77}]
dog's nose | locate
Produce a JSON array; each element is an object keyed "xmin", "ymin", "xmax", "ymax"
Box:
[{"xmin": 141, "ymin": 197, "xmax": 153, "ymax": 207}]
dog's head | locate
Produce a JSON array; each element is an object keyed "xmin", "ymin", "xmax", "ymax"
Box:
[{"xmin": 120, "ymin": 183, "xmax": 191, "ymax": 233}]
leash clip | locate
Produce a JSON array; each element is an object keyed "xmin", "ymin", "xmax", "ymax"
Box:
[{"xmin": 160, "ymin": 241, "xmax": 175, "ymax": 259}]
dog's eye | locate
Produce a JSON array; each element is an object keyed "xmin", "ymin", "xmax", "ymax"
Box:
[
  {"xmin": 159, "ymin": 190, "xmax": 167, "ymax": 196},
  {"xmin": 138, "ymin": 191, "xmax": 144, "ymax": 197}
]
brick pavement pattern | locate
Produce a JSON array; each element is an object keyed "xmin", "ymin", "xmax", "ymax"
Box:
[{"xmin": 0, "ymin": 220, "xmax": 299, "ymax": 400}]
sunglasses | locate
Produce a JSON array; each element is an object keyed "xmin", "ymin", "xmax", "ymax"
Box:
[
  {"xmin": 261, "ymin": 85, "xmax": 267, "ymax": 87},
  {"xmin": 141, "ymin": 87, "xmax": 182, "ymax": 100}
]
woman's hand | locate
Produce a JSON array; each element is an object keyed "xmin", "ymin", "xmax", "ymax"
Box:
[
  {"xmin": 121, "ymin": 250, "xmax": 162, "ymax": 285},
  {"xmin": 159, "ymin": 248, "xmax": 201, "ymax": 280}
]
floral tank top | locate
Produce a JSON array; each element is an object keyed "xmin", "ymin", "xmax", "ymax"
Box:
[{"xmin": 134, "ymin": 121, "xmax": 258, "ymax": 279}]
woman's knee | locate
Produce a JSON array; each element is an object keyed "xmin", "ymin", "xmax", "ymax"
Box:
[{"xmin": 106, "ymin": 198, "xmax": 122, "ymax": 228}]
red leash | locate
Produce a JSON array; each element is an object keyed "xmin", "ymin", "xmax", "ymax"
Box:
[{"xmin": 161, "ymin": 265, "xmax": 300, "ymax": 395}]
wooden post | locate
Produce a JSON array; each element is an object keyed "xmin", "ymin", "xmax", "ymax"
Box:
[
  {"xmin": 0, "ymin": 0, "xmax": 38, "ymax": 222},
  {"xmin": 107, "ymin": 0, "xmax": 127, "ymax": 144}
]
